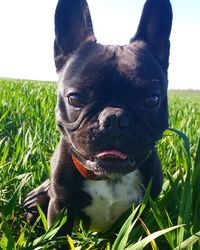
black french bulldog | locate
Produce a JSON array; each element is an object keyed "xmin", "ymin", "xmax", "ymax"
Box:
[{"xmin": 24, "ymin": 0, "xmax": 172, "ymax": 248}]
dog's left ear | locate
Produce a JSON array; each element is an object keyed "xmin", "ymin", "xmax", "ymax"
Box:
[
  {"xmin": 54, "ymin": 0, "xmax": 96, "ymax": 71},
  {"xmin": 131, "ymin": 0, "xmax": 173, "ymax": 71}
]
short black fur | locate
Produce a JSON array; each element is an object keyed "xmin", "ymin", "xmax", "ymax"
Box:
[{"xmin": 24, "ymin": 0, "xmax": 173, "ymax": 249}]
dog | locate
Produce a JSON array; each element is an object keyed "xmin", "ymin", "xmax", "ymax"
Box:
[{"xmin": 24, "ymin": 0, "xmax": 172, "ymax": 248}]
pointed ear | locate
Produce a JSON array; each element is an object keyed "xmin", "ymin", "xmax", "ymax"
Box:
[
  {"xmin": 131, "ymin": 0, "xmax": 172, "ymax": 71},
  {"xmin": 54, "ymin": 0, "xmax": 96, "ymax": 71}
]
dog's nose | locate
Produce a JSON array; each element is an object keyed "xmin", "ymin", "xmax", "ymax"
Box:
[{"xmin": 99, "ymin": 107, "xmax": 130, "ymax": 131}]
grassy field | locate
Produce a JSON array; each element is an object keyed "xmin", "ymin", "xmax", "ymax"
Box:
[{"xmin": 0, "ymin": 78, "xmax": 200, "ymax": 250}]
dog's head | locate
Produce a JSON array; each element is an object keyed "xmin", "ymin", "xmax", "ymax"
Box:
[{"xmin": 54, "ymin": 0, "xmax": 172, "ymax": 179}]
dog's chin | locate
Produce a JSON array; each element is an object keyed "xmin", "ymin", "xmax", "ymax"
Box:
[{"xmin": 86, "ymin": 158, "xmax": 137, "ymax": 179}]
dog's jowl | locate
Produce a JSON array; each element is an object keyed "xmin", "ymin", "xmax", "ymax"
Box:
[{"xmin": 24, "ymin": 0, "xmax": 172, "ymax": 248}]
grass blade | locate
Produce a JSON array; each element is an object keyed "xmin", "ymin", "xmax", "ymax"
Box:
[
  {"xmin": 125, "ymin": 225, "xmax": 183, "ymax": 250},
  {"xmin": 112, "ymin": 205, "xmax": 141, "ymax": 250},
  {"xmin": 173, "ymin": 231, "xmax": 200, "ymax": 250}
]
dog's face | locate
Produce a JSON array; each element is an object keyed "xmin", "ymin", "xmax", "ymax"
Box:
[{"xmin": 54, "ymin": 0, "xmax": 172, "ymax": 179}]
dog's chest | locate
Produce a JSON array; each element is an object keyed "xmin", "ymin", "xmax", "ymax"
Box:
[{"xmin": 81, "ymin": 170, "xmax": 143, "ymax": 231}]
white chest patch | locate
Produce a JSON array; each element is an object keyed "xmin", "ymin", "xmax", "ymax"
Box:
[{"xmin": 82, "ymin": 170, "xmax": 143, "ymax": 232}]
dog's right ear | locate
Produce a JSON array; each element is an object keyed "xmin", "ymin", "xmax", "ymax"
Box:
[{"xmin": 54, "ymin": 0, "xmax": 96, "ymax": 71}]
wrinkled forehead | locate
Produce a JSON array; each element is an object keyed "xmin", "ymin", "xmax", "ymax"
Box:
[{"xmin": 59, "ymin": 41, "xmax": 167, "ymax": 91}]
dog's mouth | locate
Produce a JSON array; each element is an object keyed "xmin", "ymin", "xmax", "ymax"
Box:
[
  {"xmin": 93, "ymin": 150, "xmax": 137, "ymax": 178},
  {"xmin": 95, "ymin": 150, "xmax": 128, "ymax": 161},
  {"xmin": 72, "ymin": 148, "xmax": 140, "ymax": 180}
]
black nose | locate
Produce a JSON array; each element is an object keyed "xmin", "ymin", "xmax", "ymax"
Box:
[{"xmin": 99, "ymin": 107, "xmax": 130, "ymax": 131}]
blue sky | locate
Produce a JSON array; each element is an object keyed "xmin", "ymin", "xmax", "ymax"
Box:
[{"xmin": 0, "ymin": 0, "xmax": 199, "ymax": 89}]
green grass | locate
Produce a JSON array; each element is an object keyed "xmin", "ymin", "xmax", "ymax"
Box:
[{"xmin": 0, "ymin": 79, "xmax": 200, "ymax": 249}]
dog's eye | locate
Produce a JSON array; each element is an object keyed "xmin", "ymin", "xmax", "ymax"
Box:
[
  {"xmin": 68, "ymin": 93, "xmax": 85, "ymax": 108},
  {"xmin": 145, "ymin": 95, "xmax": 160, "ymax": 108}
]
